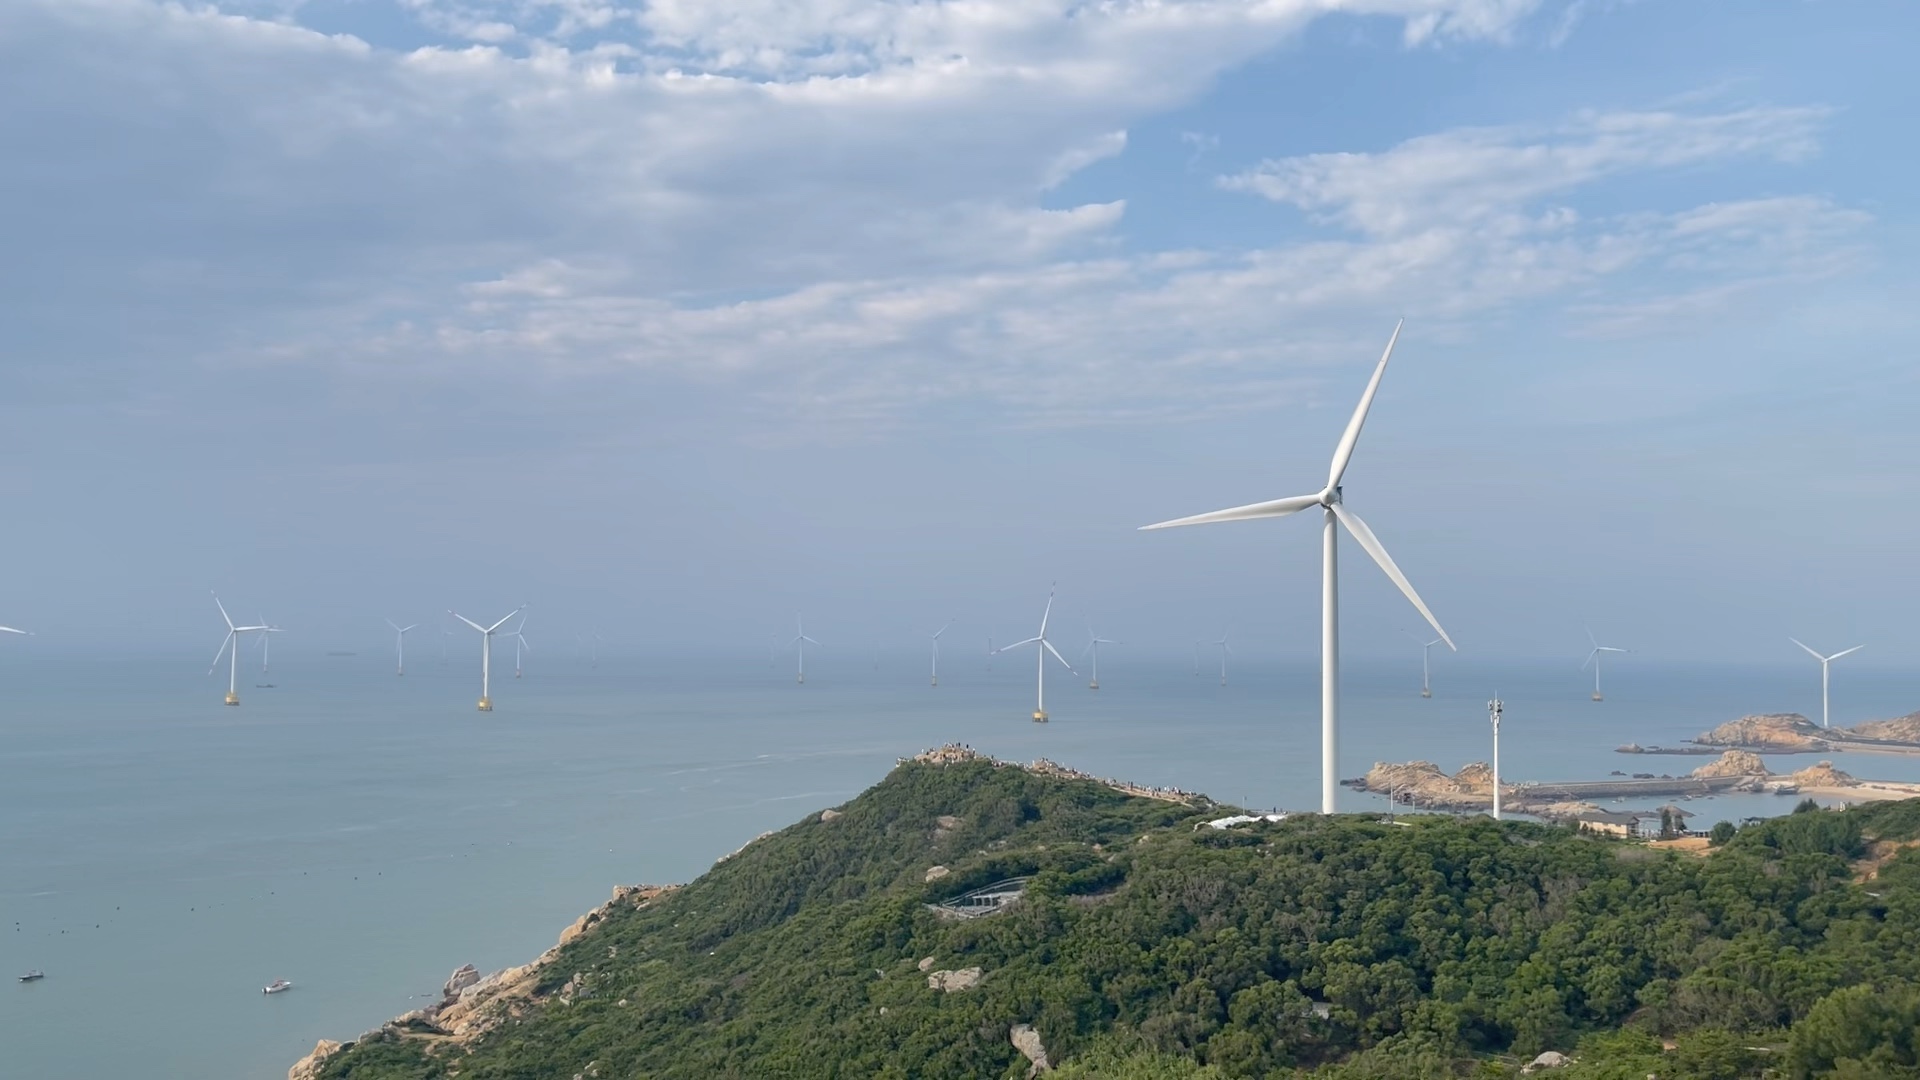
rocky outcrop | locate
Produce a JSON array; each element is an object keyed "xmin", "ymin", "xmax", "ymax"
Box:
[
  {"xmin": 288, "ymin": 1040, "xmax": 344, "ymax": 1080},
  {"xmin": 927, "ymin": 967, "xmax": 983, "ymax": 992},
  {"xmin": 1690, "ymin": 750, "xmax": 1769, "ymax": 779},
  {"xmin": 924, "ymin": 865, "xmax": 951, "ymax": 882},
  {"xmin": 1846, "ymin": 713, "xmax": 1920, "ymax": 743},
  {"xmin": 819, "ymin": 808, "xmax": 842, "ymax": 821},
  {"xmin": 1788, "ymin": 761, "xmax": 1858, "ymax": 788},
  {"xmin": 1011, "ymin": 1023, "xmax": 1052, "ymax": 1076},
  {"xmin": 1694, "ymin": 714, "xmax": 1828, "ymax": 752},
  {"xmin": 1524, "ymin": 1050, "xmax": 1569, "ymax": 1073},
  {"xmin": 443, "ymin": 964, "xmax": 480, "ymax": 998}
]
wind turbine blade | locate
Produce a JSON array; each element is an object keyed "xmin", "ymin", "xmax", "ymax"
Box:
[
  {"xmin": 1140, "ymin": 493, "xmax": 1322, "ymax": 531},
  {"xmin": 0, "ymin": 626, "xmax": 27, "ymax": 635},
  {"xmin": 1581, "ymin": 648, "xmax": 1597, "ymax": 671},
  {"xmin": 449, "ymin": 611, "xmax": 488, "ymax": 634},
  {"xmin": 1042, "ymin": 639, "xmax": 1076, "ymax": 674},
  {"xmin": 933, "ymin": 621, "xmax": 952, "ymax": 640},
  {"xmin": 1788, "ymin": 637, "xmax": 1824, "ymax": 662},
  {"xmin": 1332, "ymin": 502, "xmax": 1454, "ymax": 650},
  {"xmin": 802, "ymin": 636, "xmax": 823, "ymax": 646},
  {"xmin": 1830, "ymin": 645, "xmax": 1865, "ymax": 661},
  {"xmin": 1586, "ymin": 626, "xmax": 1599, "ymax": 650},
  {"xmin": 519, "ymin": 634, "xmax": 533, "ymax": 652},
  {"xmin": 1000, "ymin": 636, "xmax": 1041, "ymax": 651},
  {"xmin": 212, "ymin": 593, "xmax": 235, "ymax": 631},
  {"xmin": 1039, "ymin": 583, "xmax": 1056, "ymax": 636},
  {"xmin": 400, "ymin": 624, "xmax": 417, "ymax": 634},
  {"xmin": 209, "ymin": 630, "xmax": 234, "ymax": 673},
  {"xmin": 485, "ymin": 606, "xmax": 526, "ymax": 633},
  {"xmin": 1326, "ymin": 319, "xmax": 1402, "ymax": 490}
]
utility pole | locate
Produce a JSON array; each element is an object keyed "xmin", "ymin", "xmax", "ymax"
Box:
[{"xmin": 1488, "ymin": 694, "xmax": 1504, "ymax": 820}]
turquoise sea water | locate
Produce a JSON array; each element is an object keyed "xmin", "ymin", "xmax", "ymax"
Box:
[{"xmin": 4, "ymin": 648, "xmax": 1919, "ymax": 1078}]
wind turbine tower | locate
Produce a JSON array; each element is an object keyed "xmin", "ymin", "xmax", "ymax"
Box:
[
  {"xmin": 1403, "ymin": 629, "xmax": 1442, "ymax": 698},
  {"xmin": 1141, "ymin": 322, "xmax": 1454, "ymax": 814},
  {"xmin": 1082, "ymin": 624, "xmax": 1120, "ymax": 690},
  {"xmin": 386, "ymin": 619, "xmax": 417, "ymax": 676},
  {"xmin": 995, "ymin": 584, "xmax": 1075, "ymax": 722},
  {"xmin": 450, "ymin": 606, "xmax": 524, "ymax": 711},
  {"xmin": 1582, "ymin": 629, "xmax": 1629, "ymax": 702},
  {"xmin": 1212, "ymin": 632, "xmax": 1233, "ymax": 687},
  {"xmin": 208, "ymin": 594, "xmax": 276, "ymax": 706},
  {"xmin": 790, "ymin": 616, "xmax": 821, "ymax": 684},
  {"xmin": 929, "ymin": 621, "xmax": 953, "ymax": 687},
  {"xmin": 1487, "ymin": 694, "xmax": 1504, "ymax": 820},
  {"xmin": 1790, "ymin": 638, "xmax": 1864, "ymax": 729}
]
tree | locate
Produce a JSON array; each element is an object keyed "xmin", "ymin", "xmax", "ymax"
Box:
[
  {"xmin": 1708, "ymin": 820, "xmax": 1736, "ymax": 847},
  {"xmin": 1786, "ymin": 984, "xmax": 1920, "ymax": 1079}
]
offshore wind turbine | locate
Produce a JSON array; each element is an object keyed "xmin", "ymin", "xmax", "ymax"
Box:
[
  {"xmin": 450, "ymin": 606, "xmax": 524, "ymax": 712},
  {"xmin": 790, "ymin": 616, "xmax": 821, "ymax": 684},
  {"xmin": 1211, "ymin": 632, "xmax": 1233, "ymax": 686},
  {"xmin": 1402, "ymin": 629, "xmax": 1442, "ymax": 698},
  {"xmin": 1790, "ymin": 638, "xmax": 1863, "ymax": 729},
  {"xmin": 1141, "ymin": 322, "xmax": 1454, "ymax": 814},
  {"xmin": 1082, "ymin": 624, "xmax": 1120, "ymax": 690},
  {"xmin": 1582, "ymin": 629, "xmax": 1629, "ymax": 702},
  {"xmin": 208, "ymin": 593, "xmax": 275, "ymax": 706},
  {"xmin": 929, "ymin": 621, "xmax": 953, "ymax": 687},
  {"xmin": 256, "ymin": 614, "xmax": 283, "ymax": 675},
  {"xmin": 994, "ymin": 583, "xmax": 1075, "ymax": 722},
  {"xmin": 512, "ymin": 618, "xmax": 532, "ymax": 678},
  {"xmin": 386, "ymin": 619, "xmax": 417, "ymax": 675}
]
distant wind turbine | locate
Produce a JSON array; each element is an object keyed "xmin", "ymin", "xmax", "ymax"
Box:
[
  {"xmin": 790, "ymin": 616, "xmax": 821, "ymax": 684},
  {"xmin": 986, "ymin": 637, "xmax": 994, "ymax": 672},
  {"xmin": 256, "ymin": 614, "xmax": 283, "ymax": 674},
  {"xmin": 929, "ymin": 621, "xmax": 953, "ymax": 687},
  {"xmin": 1582, "ymin": 629, "xmax": 1629, "ymax": 702},
  {"xmin": 1790, "ymin": 638, "xmax": 1863, "ymax": 729},
  {"xmin": 386, "ymin": 619, "xmax": 417, "ymax": 676},
  {"xmin": 449, "ymin": 606, "xmax": 525, "ymax": 712},
  {"xmin": 208, "ymin": 593, "xmax": 276, "ymax": 707},
  {"xmin": 1402, "ymin": 629, "xmax": 1442, "ymax": 698},
  {"xmin": 1141, "ymin": 321, "xmax": 1454, "ymax": 814},
  {"xmin": 512, "ymin": 617, "xmax": 532, "ymax": 678},
  {"xmin": 1210, "ymin": 632, "xmax": 1233, "ymax": 686},
  {"xmin": 579, "ymin": 631, "xmax": 603, "ymax": 668},
  {"xmin": 1082, "ymin": 624, "xmax": 1120, "ymax": 690},
  {"xmin": 994, "ymin": 583, "xmax": 1075, "ymax": 722}
]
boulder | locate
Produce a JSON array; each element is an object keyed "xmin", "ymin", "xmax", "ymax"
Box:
[
  {"xmin": 1788, "ymin": 761, "xmax": 1858, "ymax": 788},
  {"xmin": 1523, "ymin": 1051, "xmax": 1569, "ymax": 1073},
  {"xmin": 443, "ymin": 964, "xmax": 480, "ymax": 1000},
  {"xmin": 924, "ymin": 865, "xmax": 951, "ymax": 882},
  {"xmin": 918, "ymin": 956, "xmax": 936, "ymax": 972},
  {"xmin": 927, "ymin": 967, "xmax": 983, "ymax": 992},
  {"xmin": 820, "ymin": 808, "xmax": 842, "ymax": 821},
  {"xmin": 1690, "ymin": 750, "xmax": 1769, "ymax": 779},
  {"xmin": 1011, "ymin": 1023, "xmax": 1052, "ymax": 1076},
  {"xmin": 288, "ymin": 1040, "xmax": 344, "ymax": 1080}
]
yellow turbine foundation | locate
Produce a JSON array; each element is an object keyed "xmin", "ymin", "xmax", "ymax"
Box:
[
  {"xmin": 478, "ymin": 697, "xmax": 493, "ymax": 712},
  {"xmin": 224, "ymin": 692, "xmax": 240, "ymax": 707},
  {"xmin": 1032, "ymin": 710, "xmax": 1048, "ymax": 723}
]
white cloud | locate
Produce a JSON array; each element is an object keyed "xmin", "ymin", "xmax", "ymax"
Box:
[{"xmin": 0, "ymin": 1, "xmax": 1872, "ymax": 435}]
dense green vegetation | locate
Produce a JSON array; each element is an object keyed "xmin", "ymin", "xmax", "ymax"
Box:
[{"xmin": 318, "ymin": 758, "xmax": 1920, "ymax": 1079}]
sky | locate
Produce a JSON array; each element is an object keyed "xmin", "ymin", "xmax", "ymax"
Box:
[{"xmin": 1, "ymin": 0, "xmax": 1917, "ymax": 664}]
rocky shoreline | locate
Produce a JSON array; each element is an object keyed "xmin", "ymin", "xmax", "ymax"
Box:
[{"xmin": 1679, "ymin": 712, "xmax": 1920, "ymax": 755}]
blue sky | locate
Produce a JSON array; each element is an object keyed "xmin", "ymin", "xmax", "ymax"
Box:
[{"xmin": 1, "ymin": 0, "xmax": 1916, "ymax": 665}]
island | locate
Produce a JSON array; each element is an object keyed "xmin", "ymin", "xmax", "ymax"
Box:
[{"xmin": 299, "ymin": 746, "xmax": 1920, "ymax": 1079}]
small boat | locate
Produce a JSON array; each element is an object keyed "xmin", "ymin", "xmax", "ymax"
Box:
[
  {"xmin": 18, "ymin": 970, "xmax": 44, "ymax": 982},
  {"xmin": 263, "ymin": 978, "xmax": 292, "ymax": 995}
]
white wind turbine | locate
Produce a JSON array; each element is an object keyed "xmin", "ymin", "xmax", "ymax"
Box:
[
  {"xmin": 1790, "ymin": 638, "xmax": 1864, "ymax": 730},
  {"xmin": 449, "ymin": 606, "xmax": 524, "ymax": 712},
  {"xmin": 512, "ymin": 618, "xmax": 532, "ymax": 679},
  {"xmin": 1141, "ymin": 322, "xmax": 1454, "ymax": 814},
  {"xmin": 929, "ymin": 621, "xmax": 953, "ymax": 687},
  {"xmin": 1210, "ymin": 632, "xmax": 1233, "ymax": 686},
  {"xmin": 256, "ymin": 613, "xmax": 283, "ymax": 675},
  {"xmin": 790, "ymin": 616, "xmax": 821, "ymax": 684},
  {"xmin": 1402, "ymin": 629, "xmax": 1443, "ymax": 698},
  {"xmin": 386, "ymin": 619, "xmax": 417, "ymax": 676},
  {"xmin": 1082, "ymin": 623, "xmax": 1120, "ymax": 690},
  {"xmin": 994, "ymin": 584, "xmax": 1075, "ymax": 722},
  {"xmin": 1582, "ymin": 629, "xmax": 1629, "ymax": 702},
  {"xmin": 208, "ymin": 594, "xmax": 276, "ymax": 706}
]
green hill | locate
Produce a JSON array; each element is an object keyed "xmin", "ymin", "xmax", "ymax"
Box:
[{"xmin": 310, "ymin": 751, "xmax": 1920, "ymax": 1080}]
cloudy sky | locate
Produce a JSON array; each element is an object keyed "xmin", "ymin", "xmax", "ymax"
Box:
[{"xmin": 2, "ymin": 0, "xmax": 1915, "ymax": 662}]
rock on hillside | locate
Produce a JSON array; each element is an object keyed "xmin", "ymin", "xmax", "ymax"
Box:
[
  {"xmin": 1690, "ymin": 750, "xmax": 1769, "ymax": 778},
  {"xmin": 1694, "ymin": 714, "xmax": 1828, "ymax": 752},
  {"xmin": 1845, "ymin": 713, "xmax": 1920, "ymax": 743}
]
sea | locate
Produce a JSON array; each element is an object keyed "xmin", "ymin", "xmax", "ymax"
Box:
[{"xmin": 4, "ymin": 648, "xmax": 1919, "ymax": 1079}]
